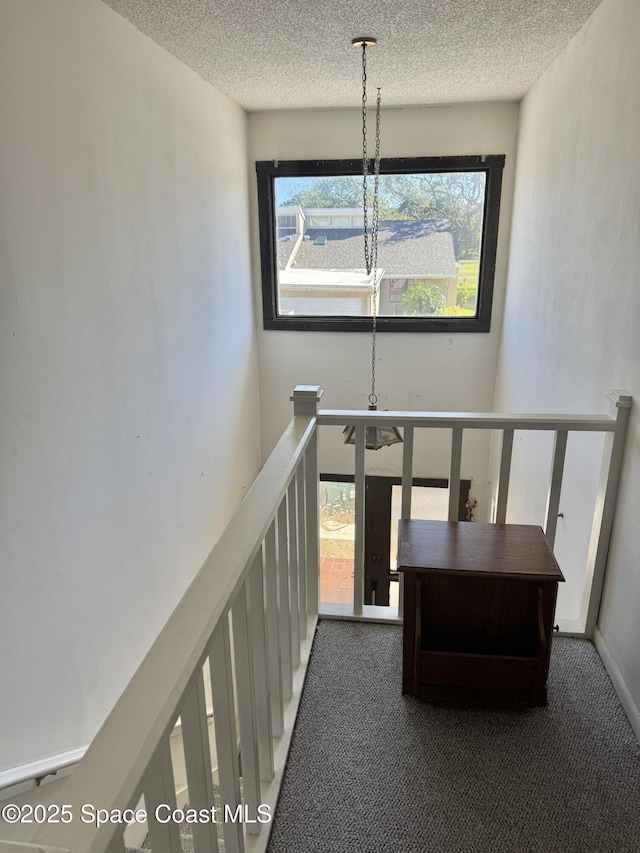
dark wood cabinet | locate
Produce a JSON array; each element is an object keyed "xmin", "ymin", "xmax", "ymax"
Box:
[{"xmin": 398, "ymin": 520, "xmax": 564, "ymax": 706}]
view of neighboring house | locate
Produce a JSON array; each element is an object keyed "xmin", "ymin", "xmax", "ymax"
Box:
[{"xmin": 276, "ymin": 207, "xmax": 458, "ymax": 316}]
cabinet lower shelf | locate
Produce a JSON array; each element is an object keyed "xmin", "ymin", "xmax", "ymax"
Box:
[{"xmin": 419, "ymin": 650, "xmax": 538, "ymax": 691}]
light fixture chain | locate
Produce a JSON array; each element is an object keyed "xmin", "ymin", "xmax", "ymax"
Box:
[
  {"xmin": 361, "ymin": 42, "xmax": 370, "ymax": 277},
  {"xmin": 346, "ymin": 37, "xmax": 401, "ymax": 449},
  {"xmin": 358, "ymin": 40, "xmax": 382, "ymax": 408},
  {"xmin": 369, "ymin": 87, "xmax": 381, "ymax": 407}
]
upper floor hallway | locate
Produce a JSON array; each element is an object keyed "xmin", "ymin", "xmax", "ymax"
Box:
[{"xmin": 1, "ymin": 0, "xmax": 639, "ymax": 844}]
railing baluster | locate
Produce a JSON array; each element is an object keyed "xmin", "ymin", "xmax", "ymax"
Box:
[
  {"xmin": 277, "ymin": 500, "xmax": 293, "ymax": 701},
  {"xmin": 399, "ymin": 427, "xmax": 415, "ymax": 620},
  {"xmin": 144, "ymin": 738, "xmax": 182, "ymax": 853},
  {"xmin": 209, "ymin": 617, "xmax": 243, "ymax": 853},
  {"xmin": 181, "ymin": 670, "xmax": 219, "ymax": 853},
  {"xmin": 544, "ymin": 430, "xmax": 568, "ymax": 549},
  {"xmin": 401, "ymin": 427, "xmax": 414, "ymax": 520},
  {"xmin": 296, "ymin": 460, "xmax": 308, "ymax": 640},
  {"xmin": 287, "ymin": 478, "xmax": 301, "ymax": 668},
  {"xmin": 582, "ymin": 391, "xmax": 632, "ymax": 635},
  {"xmin": 496, "ymin": 429, "xmax": 514, "ymax": 524},
  {"xmin": 305, "ymin": 435, "xmax": 319, "ymax": 615},
  {"xmin": 448, "ymin": 428, "xmax": 463, "ymax": 521},
  {"xmin": 353, "ymin": 424, "xmax": 366, "ymax": 615},
  {"xmin": 264, "ymin": 522, "xmax": 284, "ymax": 737},
  {"xmin": 231, "ymin": 582, "xmax": 261, "ymax": 836},
  {"xmin": 248, "ymin": 549, "xmax": 274, "ymax": 782}
]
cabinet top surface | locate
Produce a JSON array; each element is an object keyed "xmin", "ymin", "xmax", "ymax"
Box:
[{"xmin": 397, "ymin": 520, "xmax": 565, "ymax": 581}]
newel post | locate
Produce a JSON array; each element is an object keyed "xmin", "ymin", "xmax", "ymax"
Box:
[
  {"xmin": 581, "ymin": 389, "xmax": 632, "ymax": 636},
  {"xmin": 291, "ymin": 386, "xmax": 323, "ymax": 615},
  {"xmin": 291, "ymin": 384, "xmax": 323, "ymax": 417}
]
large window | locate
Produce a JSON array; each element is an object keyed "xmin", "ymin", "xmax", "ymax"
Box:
[{"xmin": 256, "ymin": 156, "xmax": 504, "ymax": 332}]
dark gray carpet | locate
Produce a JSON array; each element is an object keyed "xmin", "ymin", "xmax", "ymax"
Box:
[{"xmin": 267, "ymin": 621, "xmax": 640, "ymax": 853}]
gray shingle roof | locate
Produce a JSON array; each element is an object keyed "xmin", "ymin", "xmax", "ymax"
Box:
[{"xmin": 290, "ymin": 220, "xmax": 457, "ymax": 277}]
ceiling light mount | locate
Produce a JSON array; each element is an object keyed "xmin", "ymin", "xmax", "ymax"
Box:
[{"xmin": 351, "ymin": 37, "xmax": 377, "ymax": 49}]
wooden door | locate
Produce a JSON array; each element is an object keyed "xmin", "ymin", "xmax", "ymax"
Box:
[
  {"xmin": 364, "ymin": 481, "xmax": 393, "ymax": 605},
  {"xmin": 364, "ymin": 477, "xmax": 472, "ymax": 606}
]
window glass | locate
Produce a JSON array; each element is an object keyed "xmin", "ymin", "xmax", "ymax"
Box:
[{"xmin": 256, "ymin": 157, "xmax": 504, "ymax": 332}]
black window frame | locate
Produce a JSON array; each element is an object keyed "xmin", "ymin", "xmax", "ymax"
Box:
[{"xmin": 256, "ymin": 155, "xmax": 505, "ymax": 332}]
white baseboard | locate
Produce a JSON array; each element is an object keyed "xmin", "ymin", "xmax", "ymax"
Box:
[
  {"xmin": 594, "ymin": 627, "xmax": 640, "ymax": 743},
  {"xmin": 123, "ymin": 801, "xmax": 148, "ymax": 850},
  {"xmin": 122, "ymin": 785, "xmax": 192, "ymax": 849},
  {"xmin": 319, "ymin": 603, "xmax": 401, "ymax": 625},
  {"xmin": 244, "ymin": 615, "xmax": 317, "ymax": 853},
  {"xmin": 556, "ymin": 618, "xmax": 586, "ymax": 636}
]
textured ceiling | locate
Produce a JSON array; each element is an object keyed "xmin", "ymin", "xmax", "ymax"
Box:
[{"xmin": 102, "ymin": 0, "xmax": 604, "ymax": 111}]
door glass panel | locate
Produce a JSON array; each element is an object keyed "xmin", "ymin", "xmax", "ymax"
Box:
[
  {"xmin": 389, "ymin": 486, "xmax": 449, "ymax": 608},
  {"xmin": 319, "ymin": 481, "xmax": 355, "ymax": 605}
]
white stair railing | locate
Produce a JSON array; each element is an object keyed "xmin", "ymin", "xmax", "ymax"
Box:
[
  {"xmin": 317, "ymin": 389, "xmax": 631, "ymax": 633},
  {"xmin": 2, "ymin": 387, "xmax": 322, "ymax": 853},
  {"xmin": 0, "ymin": 387, "xmax": 631, "ymax": 853}
]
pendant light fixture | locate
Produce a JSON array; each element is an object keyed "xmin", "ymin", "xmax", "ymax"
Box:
[{"xmin": 343, "ymin": 37, "xmax": 403, "ymax": 451}]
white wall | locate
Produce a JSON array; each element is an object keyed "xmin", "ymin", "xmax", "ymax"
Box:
[
  {"xmin": 249, "ymin": 103, "xmax": 518, "ymax": 510},
  {"xmin": 0, "ymin": 0, "xmax": 260, "ymax": 775},
  {"xmin": 493, "ymin": 0, "xmax": 640, "ymax": 714}
]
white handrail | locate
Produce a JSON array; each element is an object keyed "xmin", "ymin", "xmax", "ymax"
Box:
[
  {"xmin": 318, "ymin": 409, "xmax": 617, "ymax": 431},
  {"xmin": 0, "ymin": 747, "xmax": 87, "ymax": 792}
]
